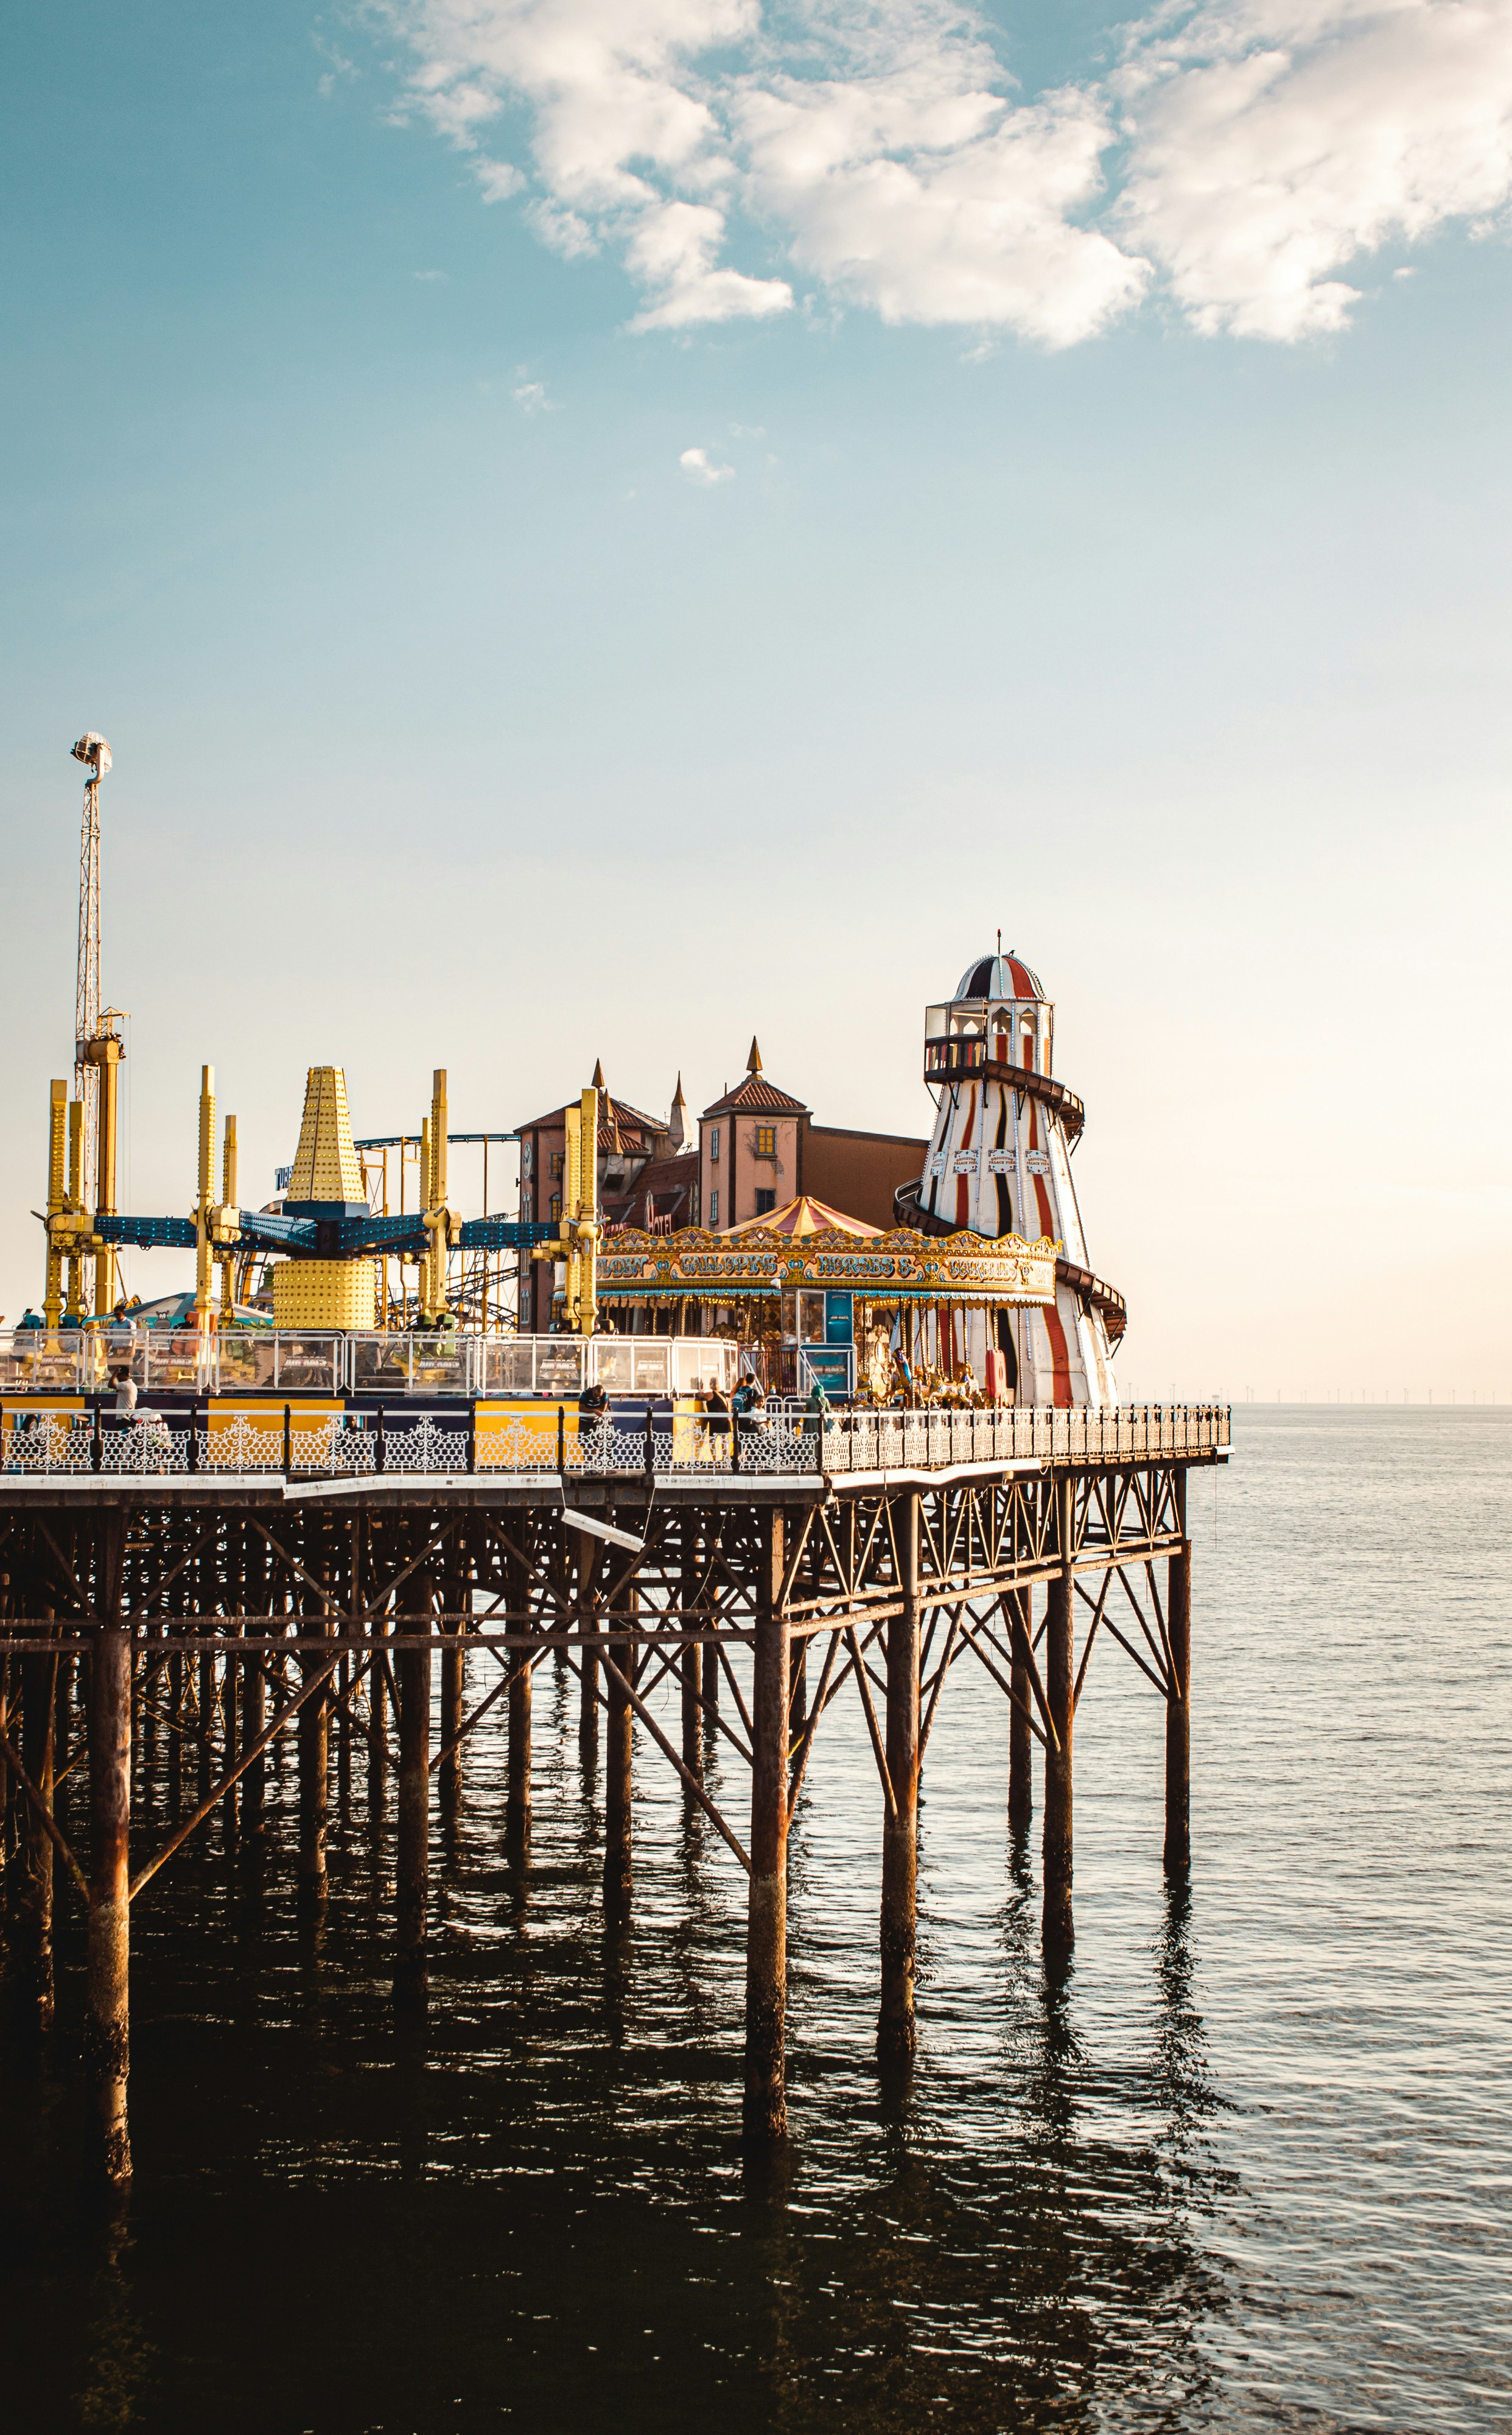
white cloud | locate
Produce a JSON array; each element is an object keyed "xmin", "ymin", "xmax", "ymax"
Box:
[
  {"xmin": 475, "ymin": 158, "xmax": 525, "ymax": 200},
  {"xmin": 513, "ymin": 377, "xmax": 556, "ymax": 409},
  {"xmin": 1114, "ymin": 1, "xmax": 1512, "ymax": 338},
  {"xmin": 413, "ymin": 266, "xmax": 450, "ymax": 280},
  {"xmin": 379, "ymin": 1, "xmax": 1512, "ymax": 344},
  {"xmin": 680, "ymin": 444, "xmax": 735, "ymax": 480}
]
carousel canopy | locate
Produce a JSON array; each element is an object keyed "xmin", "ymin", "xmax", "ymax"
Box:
[
  {"xmin": 595, "ymin": 1218, "xmax": 1060, "ymax": 1305},
  {"xmin": 725, "ymin": 1194, "xmax": 880, "ymax": 1239}
]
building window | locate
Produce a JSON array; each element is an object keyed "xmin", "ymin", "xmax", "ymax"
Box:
[
  {"xmin": 550, "ymin": 1151, "xmax": 564, "ymax": 1179},
  {"xmin": 755, "ymin": 1125, "xmax": 775, "ymax": 1158},
  {"xmin": 550, "ymin": 1195, "xmax": 562, "ymax": 1222},
  {"xmin": 755, "ymin": 1187, "xmax": 776, "ymax": 1216},
  {"xmin": 710, "ymin": 1189, "xmax": 719, "ymax": 1227},
  {"xmin": 710, "ymin": 1127, "xmax": 721, "ymax": 1161}
]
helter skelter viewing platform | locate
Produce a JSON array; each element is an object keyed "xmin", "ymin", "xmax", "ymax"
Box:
[{"xmin": 1, "ymin": 948, "xmax": 1228, "ymax": 2185}]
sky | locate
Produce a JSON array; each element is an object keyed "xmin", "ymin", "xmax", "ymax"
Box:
[{"xmin": 1, "ymin": 0, "xmax": 1509, "ymax": 1400}]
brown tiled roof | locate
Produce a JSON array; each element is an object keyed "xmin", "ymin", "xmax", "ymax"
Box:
[
  {"xmin": 701, "ymin": 1074, "xmax": 810, "ymax": 1118},
  {"xmin": 514, "ymin": 1092, "xmax": 667, "ymax": 1147}
]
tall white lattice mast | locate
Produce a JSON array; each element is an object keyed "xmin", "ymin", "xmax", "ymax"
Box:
[{"xmin": 71, "ymin": 732, "xmax": 111, "ymax": 1208}]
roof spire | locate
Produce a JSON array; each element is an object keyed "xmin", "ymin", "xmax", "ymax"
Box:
[
  {"xmin": 668, "ymin": 1071, "xmax": 687, "ymax": 1151},
  {"xmin": 746, "ymin": 1036, "xmax": 763, "ymax": 1075},
  {"xmin": 591, "ymin": 1057, "xmax": 606, "ymax": 1090}
]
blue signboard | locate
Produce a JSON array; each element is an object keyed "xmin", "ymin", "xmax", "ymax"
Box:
[
  {"xmin": 803, "ymin": 1348, "xmax": 852, "ymax": 1397},
  {"xmin": 825, "ymin": 1291, "xmax": 853, "ymax": 1345}
]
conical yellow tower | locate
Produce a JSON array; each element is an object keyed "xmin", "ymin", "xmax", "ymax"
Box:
[
  {"xmin": 286, "ymin": 1066, "xmax": 366, "ymax": 1207},
  {"xmin": 271, "ymin": 1065, "xmax": 377, "ymax": 1329}
]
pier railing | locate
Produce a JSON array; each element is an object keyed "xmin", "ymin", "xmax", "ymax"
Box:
[
  {"xmin": 0, "ymin": 1329, "xmax": 740, "ymax": 1400},
  {"xmin": 2, "ymin": 1401, "xmax": 1230, "ymax": 1480}
]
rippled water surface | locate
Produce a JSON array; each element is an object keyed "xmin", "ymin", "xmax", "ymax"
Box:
[{"xmin": 2, "ymin": 1407, "xmax": 1508, "ymax": 2431}]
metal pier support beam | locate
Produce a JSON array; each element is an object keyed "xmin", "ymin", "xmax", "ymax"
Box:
[
  {"xmin": 1007, "ymin": 1588, "xmax": 1033, "ymax": 1834},
  {"xmin": 603, "ymin": 1541, "xmax": 634, "ymax": 1916},
  {"xmin": 1164, "ymin": 1496, "xmax": 1192, "ymax": 1876},
  {"xmin": 439, "ymin": 1610, "xmax": 464, "ymax": 1815},
  {"xmin": 298, "ymin": 1602, "xmax": 330, "ymax": 1908},
  {"xmin": 506, "ymin": 1533, "xmax": 531, "ymax": 1848},
  {"xmin": 395, "ymin": 1560, "xmax": 432, "ymax": 2008},
  {"xmin": 240, "ymin": 1537, "xmax": 267, "ymax": 1845},
  {"xmin": 86, "ymin": 1513, "xmax": 131, "ymax": 2184},
  {"xmin": 679, "ymin": 1518, "xmax": 701, "ymax": 1786},
  {"xmin": 744, "ymin": 1507, "xmax": 789, "ymax": 2143},
  {"xmin": 879, "ymin": 1488, "xmax": 920, "ymax": 2070},
  {"xmin": 18, "ymin": 1638, "xmax": 58, "ymax": 2031},
  {"xmin": 197, "ymin": 1642, "xmax": 215, "ymax": 1799},
  {"xmin": 578, "ymin": 1541, "xmax": 601, "ymax": 1751},
  {"xmin": 1042, "ymin": 1477, "xmax": 1074, "ymax": 1957}
]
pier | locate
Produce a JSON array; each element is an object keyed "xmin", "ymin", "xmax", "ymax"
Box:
[{"xmin": 0, "ymin": 1393, "xmax": 1226, "ymax": 2179}]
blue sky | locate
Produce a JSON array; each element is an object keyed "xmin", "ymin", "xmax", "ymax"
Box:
[{"xmin": 2, "ymin": 1, "xmax": 1509, "ymax": 1396}]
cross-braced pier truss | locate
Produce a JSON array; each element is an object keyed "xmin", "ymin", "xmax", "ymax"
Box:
[{"xmin": 0, "ymin": 1404, "xmax": 1227, "ymax": 2181}]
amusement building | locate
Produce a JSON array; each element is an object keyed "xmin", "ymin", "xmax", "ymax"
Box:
[{"xmin": 7, "ymin": 945, "xmax": 1127, "ymax": 1423}]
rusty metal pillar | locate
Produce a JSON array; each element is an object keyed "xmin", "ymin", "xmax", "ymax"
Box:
[
  {"xmin": 1165, "ymin": 1474, "xmax": 1192, "ymax": 1876},
  {"xmin": 702, "ymin": 1519, "xmax": 720, "ymax": 1729},
  {"xmin": 85, "ymin": 1509, "xmax": 131, "ymax": 2183},
  {"xmin": 506, "ymin": 1526, "xmax": 531, "ymax": 1849},
  {"xmin": 16, "ymin": 1622, "xmax": 58, "ymax": 2033},
  {"xmin": 1007, "ymin": 1586, "xmax": 1033, "ymax": 1833},
  {"xmin": 578, "ymin": 1536, "xmax": 601, "ymax": 1753},
  {"xmin": 879, "ymin": 1488, "xmax": 920, "ymax": 2070},
  {"xmin": 1042, "ymin": 1474, "xmax": 1075, "ymax": 1957},
  {"xmin": 439, "ymin": 1541, "xmax": 465, "ymax": 1815},
  {"xmin": 240, "ymin": 1531, "xmax": 267, "ymax": 1846},
  {"xmin": 298, "ymin": 1550, "xmax": 331, "ymax": 1910},
  {"xmin": 394, "ymin": 1554, "xmax": 432, "ymax": 2010},
  {"xmin": 679, "ymin": 1515, "xmax": 702, "ymax": 1785},
  {"xmin": 744, "ymin": 1505, "xmax": 789, "ymax": 2143},
  {"xmin": 197, "ymin": 1631, "xmax": 215, "ymax": 1800},
  {"xmin": 603, "ymin": 1532, "xmax": 634, "ymax": 1916}
]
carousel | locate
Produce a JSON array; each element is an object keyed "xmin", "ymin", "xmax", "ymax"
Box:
[{"xmin": 594, "ymin": 1194, "xmax": 1059, "ymax": 1405}]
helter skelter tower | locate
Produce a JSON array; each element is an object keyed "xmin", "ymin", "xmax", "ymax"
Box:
[{"xmin": 897, "ymin": 948, "xmax": 1127, "ymax": 1408}]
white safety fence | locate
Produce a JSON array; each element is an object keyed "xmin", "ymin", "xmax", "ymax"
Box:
[
  {"xmin": 0, "ymin": 1330, "xmax": 739, "ymax": 1400},
  {"xmin": 2, "ymin": 1403, "xmax": 1230, "ymax": 1480}
]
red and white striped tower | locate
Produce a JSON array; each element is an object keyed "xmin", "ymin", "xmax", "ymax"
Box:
[{"xmin": 897, "ymin": 950, "xmax": 1126, "ymax": 1407}]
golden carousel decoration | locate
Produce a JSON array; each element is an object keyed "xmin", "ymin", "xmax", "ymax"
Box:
[{"xmin": 595, "ymin": 1195, "xmax": 1060, "ymax": 1400}]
